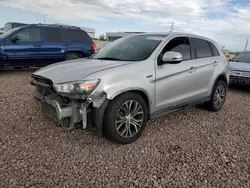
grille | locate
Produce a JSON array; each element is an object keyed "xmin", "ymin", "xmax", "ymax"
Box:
[
  {"xmin": 230, "ymin": 76, "xmax": 249, "ymax": 80},
  {"xmin": 230, "ymin": 75, "xmax": 250, "ymax": 85}
]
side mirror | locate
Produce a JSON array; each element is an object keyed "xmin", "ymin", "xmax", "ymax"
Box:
[
  {"xmin": 160, "ymin": 51, "xmax": 183, "ymax": 65},
  {"xmin": 11, "ymin": 36, "xmax": 20, "ymax": 43}
]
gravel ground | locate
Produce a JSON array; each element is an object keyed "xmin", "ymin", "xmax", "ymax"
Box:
[{"xmin": 0, "ymin": 70, "xmax": 250, "ymax": 188}]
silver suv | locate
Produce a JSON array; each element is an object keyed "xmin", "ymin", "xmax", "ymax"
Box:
[{"xmin": 31, "ymin": 32, "xmax": 229, "ymax": 144}]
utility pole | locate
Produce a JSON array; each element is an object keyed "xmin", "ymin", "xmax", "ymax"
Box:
[
  {"xmin": 44, "ymin": 15, "xmax": 47, "ymax": 24},
  {"xmin": 244, "ymin": 38, "xmax": 248, "ymax": 51},
  {"xmin": 170, "ymin": 22, "xmax": 174, "ymax": 32}
]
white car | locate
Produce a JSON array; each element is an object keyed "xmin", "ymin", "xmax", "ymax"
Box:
[{"xmin": 31, "ymin": 32, "xmax": 229, "ymax": 144}]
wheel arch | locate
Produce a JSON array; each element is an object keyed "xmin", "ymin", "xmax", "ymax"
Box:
[
  {"xmin": 65, "ymin": 50, "xmax": 83, "ymax": 57},
  {"xmin": 210, "ymin": 73, "xmax": 228, "ymax": 97},
  {"xmin": 92, "ymin": 88, "xmax": 152, "ymax": 135},
  {"xmin": 65, "ymin": 50, "xmax": 90, "ymax": 58},
  {"xmin": 106, "ymin": 87, "xmax": 152, "ymax": 118}
]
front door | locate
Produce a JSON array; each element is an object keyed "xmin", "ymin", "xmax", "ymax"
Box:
[
  {"xmin": 4, "ymin": 27, "xmax": 42, "ymax": 67},
  {"xmin": 154, "ymin": 37, "xmax": 199, "ymax": 111}
]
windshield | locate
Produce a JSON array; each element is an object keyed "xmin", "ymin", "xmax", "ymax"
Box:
[
  {"xmin": 92, "ymin": 35, "xmax": 166, "ymax": 61},
  {"xmin": 233, "ymin": 52, "xmax": 250, "ymax": 63},
  {"xmin": 0, "ymin": 27, "xmax": 20, "ymax": 38}
]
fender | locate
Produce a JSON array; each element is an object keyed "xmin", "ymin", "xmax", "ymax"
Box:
[
  {"xmin": 105, "ymin": 86, "xmax": 150, "ymax": 100},
  {"xmin": 210, "ymin": 73, "xmax": 229, "ymax": 97},
  {"xmin": 104, "ymin": 85, "xmax": 154, "ymax": 112},
  {"xmin": 92, "ymin": 86, "xmax": 152, "ymax": 134}
]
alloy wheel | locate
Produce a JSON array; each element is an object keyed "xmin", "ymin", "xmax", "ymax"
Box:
[
  {"xmin": 214, "ymin": 85, "xmax": 226, "ymax": 109},
  {"xmin": 115, "ymin": 100, "xmax": 144, "ymax": 138}
]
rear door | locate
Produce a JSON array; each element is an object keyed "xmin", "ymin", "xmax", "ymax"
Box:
[
  {"xmin": 41, "ymin": 27, "xmax": 68, "ymax": 64},
  {"xmin": 67, "ymin": 29, "xmax": 93, "ymax": 56},
  {"xmin": 3, "ymin": 27, "xmax": 42, "ymax": 66},
  {"xmin": 188, "ymin": 38, "xmax": 216, "ymax": 98}
]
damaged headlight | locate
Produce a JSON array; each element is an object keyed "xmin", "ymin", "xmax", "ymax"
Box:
[{"xmin": 53, "ymin": 79, "xmax": 100, "ymax": 94}]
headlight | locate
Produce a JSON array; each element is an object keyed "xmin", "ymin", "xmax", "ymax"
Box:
[{"xmin": 53, "ymin": 79, "xmax": 100, "ymax": 94}]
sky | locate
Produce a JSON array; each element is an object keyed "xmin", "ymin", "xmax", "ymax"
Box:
[{"xmin": 1, "ymin": 0, "xmax": 250, "ymax": 51}]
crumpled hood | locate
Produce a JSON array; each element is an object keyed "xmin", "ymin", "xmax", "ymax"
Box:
[
  {"xmin": 229, "ymin": 61, "xmax": 250, "ymax": 72},
  {"xmin": 33, "ymin": 58, "xmax": 131, "ymax": 83}
]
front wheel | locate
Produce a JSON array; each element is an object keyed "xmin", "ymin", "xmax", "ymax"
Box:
[
  {"xmin": 103, "ymin": 92, "xmax": 148, "ymax": 144},
  {"xmin": 205, "ymin": 80, "xmax": 227, "ymax": 111}
]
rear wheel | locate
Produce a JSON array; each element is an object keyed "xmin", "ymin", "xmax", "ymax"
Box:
[
  {"xmin": 65, "ymin": 52, "xmax": 82, "ymax": 60},
  {"xmin": 103, "ymin": 92, "xmax": 148, "ymax": 144},
  {"xmin": 205, "ymin": 80, "xmax": 227, "ymax": 111}
]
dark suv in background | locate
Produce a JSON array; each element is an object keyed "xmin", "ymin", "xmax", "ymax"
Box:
[{"xmin": 0, "ymin": 24, "xmax": 96, "ymax": 68}]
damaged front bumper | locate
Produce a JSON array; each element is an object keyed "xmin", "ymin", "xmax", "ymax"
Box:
[{"xmin": 34, "ymin": 88, "xmax": 108, "ymax": 133}]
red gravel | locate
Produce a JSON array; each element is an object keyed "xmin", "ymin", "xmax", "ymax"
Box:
[{"xmin": 0, "ymin": 70, "xmax": 250, "ymax": 188}]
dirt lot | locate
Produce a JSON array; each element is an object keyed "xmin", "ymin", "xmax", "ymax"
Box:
[{"xmin": 0, "ymin": 70, "xmax": 250, "ymax": 188}]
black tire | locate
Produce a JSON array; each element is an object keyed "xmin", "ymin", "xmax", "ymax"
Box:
[
  {"xmin": 103, "ymin": 92, "xmax": 148, "ymax": 144},
  {"xmin": 204, "ymin": 80, "xmax": 227, "ymax": 111},
  {"xmin": 65, "ymin": 52, "xmax": 82, "ymax": 60}
]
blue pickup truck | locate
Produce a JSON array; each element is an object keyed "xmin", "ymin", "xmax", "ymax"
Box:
[{"xmin": 0, "ymin": 24, "xmax": 96, "ymax": 68}]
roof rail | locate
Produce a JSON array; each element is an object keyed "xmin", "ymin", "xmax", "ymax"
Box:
[
  {"xmin": 27, "ymin": 23, "xmax": 81, "ymax": 30},
  {"xmin": 49, "ymin": 24, "xmax": 81, "ymax": 29}
]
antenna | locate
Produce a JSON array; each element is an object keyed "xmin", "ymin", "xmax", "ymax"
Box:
[
  {"xmin": 170, "ymin": 22, "xmax": 174, "ymax": 32},
  {"xmin": 44, "ymin": 15, "xmax": 47, "ymax": 24},
  {"xmin": 244, "ymin": 38, "xmax": 248, "ymax": 51}
]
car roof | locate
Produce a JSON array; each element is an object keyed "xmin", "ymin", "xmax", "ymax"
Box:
[{"xmin": 135, "ymin": 32, "xmax": 217, "ymax": 44}]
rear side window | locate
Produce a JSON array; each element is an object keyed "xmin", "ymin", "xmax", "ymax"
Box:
[
  {"xmin": 208, "ymin": 42, "xmax": 220, "ymax": 56},
  {"xmin": 193, "ymin": 38, "xmax": 212, "ymax": 58},
  {"xmin": 68, "ymin": 29, "xmax": 90, "ymax": 43},
  {"xmin": 45, "ymin": 28, "xmax": 67, "ymax": 42}
]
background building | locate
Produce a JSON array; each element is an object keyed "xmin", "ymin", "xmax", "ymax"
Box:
[
  {"xmin": 81, "ymin": 27, "xmax": 95, "ymax": 38},
  {"xmin": 106, "ymin": 32, "xmax": 145, "ymax": 41},
  {"xmin": 4, "ymin": 22, "xmax": 28, "ymax": 31}
]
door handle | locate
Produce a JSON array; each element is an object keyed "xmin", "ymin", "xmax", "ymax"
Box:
[
  {"xmin": 188, "ymin": 66, "xmax": 196, "ymax": 73},
  {"xmin": 63, "ymin": 44, "xmax": 69, "ymax": 46},
  {"xmin": 33, "ymin": 44, "xmax": 41, "ymax": 47},
  {"xmin": 213, "ymin": 61, "xmax": 218, "ymax": 67}
]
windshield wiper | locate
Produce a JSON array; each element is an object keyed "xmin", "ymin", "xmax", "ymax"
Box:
[{"xmin": 95, "ymin": 57, "xmax": 124, "ymax": 61}]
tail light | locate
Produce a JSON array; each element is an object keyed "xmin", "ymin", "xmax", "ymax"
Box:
[{"xmin": 91, "ymin": 43, "xmax": 96, "ymax": 52}]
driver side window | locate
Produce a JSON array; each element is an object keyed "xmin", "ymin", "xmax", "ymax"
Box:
[
  {"xmin": 12, "ymin": 28, "xmax": 41, "ymax": 42},
  {"xmin": 161, "ymin": 37, "xmax": 191, "ymax": 61}
]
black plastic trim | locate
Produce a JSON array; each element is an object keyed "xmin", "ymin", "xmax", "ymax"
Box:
[
  {"xmin": 211, "ymin": 73, "xmax": 229, "ymax": 94},
  {"xmin": 150, "ymin": 96, "xmax": 210, "ymax": 120},
  {"xmin": 91, "ymin": 99, "xmax": 109, "ymax": 135}
]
